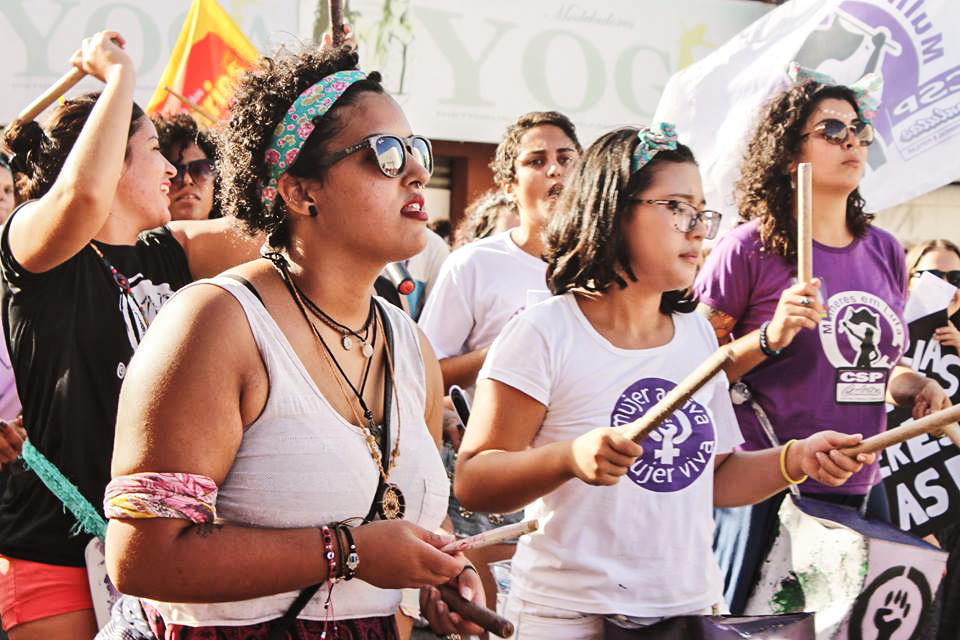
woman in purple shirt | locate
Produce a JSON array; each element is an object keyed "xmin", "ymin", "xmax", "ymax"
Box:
[{"xmin": 694, "ymin": 73, "xmax": 949, "ymax": 613}]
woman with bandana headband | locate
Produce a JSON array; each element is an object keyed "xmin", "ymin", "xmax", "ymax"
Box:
[
  {"xmin": 454, "ymin": 124, "xmax": 871, "ymax": 639},
  {"xmin": 0, "ymin": 31, "xmax": 261, "ymax": 640},
  {"xmin": 103, "ymin": 44, "xmax": 484, "ymax": 639},
  {"xmin": 695, "ymin": 66, "xmax": 950, "ymax": 614}
]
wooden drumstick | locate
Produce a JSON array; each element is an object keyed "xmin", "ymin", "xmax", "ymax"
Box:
[
  {"xmin": 329, "ymin": 0, "xmax": 345, "ymax": 46},
  {"xmin": 162, "ymin": 86, "xmax": 217, "ymax": 124},
  {"xmin": 619, "ymin": 331, "xmax": 766, "ymax": 443},
  {"xmin": 13, "ymin": 68, "xmax": 86, "ymax": 126},
  {"xmin": 797, "ymin": 162, "xmax": 813, "ymax": 284},
  {"xmin": 840, "ymin": 404, "xmax": 960, "ymax": 457},
  {"xmin": 437, "ymin": 584, "xmax": 515, "ymax": 638}
]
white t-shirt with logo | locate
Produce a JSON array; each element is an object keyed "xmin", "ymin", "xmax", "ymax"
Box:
[
  {"xmin": 418, "ymin": 230, "xmax": 549, "ymax": 359},
  {"xmin": 479, "ymin": 294, "xmax": 743, "ymax": 617}
]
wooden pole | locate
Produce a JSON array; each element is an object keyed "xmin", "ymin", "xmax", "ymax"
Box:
[
  {"xmin": 438, "ymin": 585, "xmax": 515, "ymax": 638},
  {"xmin": 619, "ymin": 331, "xmax": 765, "ymax": 443},
  {"xmin": 840, "ymin": 404, "xmax": 960, "ymax": 456},
  {"xmin": 13, "ymin": 68, "xmax": 86, "ymax": 126},
  {"xmin": 329, "ymin": 0, "xmax": 344, "ymax": 46},
  {"xmin": 797, "ymin": 162, "xmax": 813, "ymax": 283},
  {"xmin": 162, "ymin": 86, "xmax": 217, "ymax": 125}
]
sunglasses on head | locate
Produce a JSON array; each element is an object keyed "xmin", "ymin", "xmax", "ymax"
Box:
[
  {"xmin": 171, "ymin": 158, "xmax": 214, "ymax": 188},
  {"xmin": 914, "ymin": 269, "xmax": 960, "ymax": 288},
  {"xmin": 317, "ymin": 134, "xmax": 433, "ymax": 178},
  {"xmin": 803, "ymin": 118, "xmax": 875, "ymax": 147}
]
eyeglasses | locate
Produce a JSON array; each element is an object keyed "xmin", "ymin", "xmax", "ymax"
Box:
[
  {"xmin": 802, "ymin": 119, "xmax": 875, "ymax": 147},
  {"xmin": 913, "ymin": 269, "xmax": 960, "ymax": 288},
  {"xmin": 317, "ymin": 134, "xmax": 433, "ymax": 178},
  {"xmin": 171, "ymin": 158, "xmax": 214, "ymax": 188},
  {"xmin": 632, "ymin": 199, "xmax": 723, "ymax": 240}
]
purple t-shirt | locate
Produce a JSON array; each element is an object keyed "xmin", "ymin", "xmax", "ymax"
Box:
[{"xmin": 695, "ymin": 219, "xmax": 907, "ymax": 495}]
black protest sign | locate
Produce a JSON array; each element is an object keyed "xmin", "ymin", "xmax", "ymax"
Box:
[{"xmin": 879, "ymin": 308, "xmax": 960, "ymax": 536}]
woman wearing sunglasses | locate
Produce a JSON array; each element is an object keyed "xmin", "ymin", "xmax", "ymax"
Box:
[
  {"xmin": 694, "ymin": 68, "xmax": 949, "ymax": 614},
  {"xmin": 0, "ymin": 31, "xmax": 262, "ymax": 640},
  {"xmin": 103, "ymin": 45, "xmax": 484, "ymax": 639},
  {"xmin": 153, "ymin": 113, "xmax": 219, "ymax": 221},
  {"xmin": 907, "ymin": 240, "xmax": 960, "ymax": 351}
]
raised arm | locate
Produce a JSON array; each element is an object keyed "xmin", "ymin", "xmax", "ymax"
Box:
[
  {"xmin": 168, "ymin": 216, "xmax": 264, "ymax": 280},
  {"xmin": 7, "ymin": 32, "xmax": 136, "ymax": 273}
]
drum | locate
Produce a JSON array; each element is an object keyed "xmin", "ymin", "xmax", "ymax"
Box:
[{"xmin": 745, "ymin": 495, "xmax": 946, "ymax": 639}]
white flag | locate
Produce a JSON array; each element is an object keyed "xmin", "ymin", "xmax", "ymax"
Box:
[{"xmin": 653, "ymin": 0, "xmax": 960, "ymax": 230}]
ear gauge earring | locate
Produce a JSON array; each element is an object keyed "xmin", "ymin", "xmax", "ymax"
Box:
[{"xmin": 308, "ymin": 204, "xmax": 318, "ymax": 218}]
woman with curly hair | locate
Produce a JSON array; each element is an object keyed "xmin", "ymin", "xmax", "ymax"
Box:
[
  {"xmin": 152, "ymin": 113, "xmax": 219, "ymax": 220},
  {"xmin": 0, "ymin": 31, "xmax": 261, "ymax": 640},
  {"xmin": 451, "ymin": 190, "xmax": 519, "ymax": 249},
  {"xmin": 454, "ymin": 124, "xmax": 871, "ymax": 639},
  {"xmin": 103, "ymin": 42, "xmax": 484, "ymax": 639},
  {"xmin": 694, "ymin": 70, "xmax": 950, "ymax": 613}
]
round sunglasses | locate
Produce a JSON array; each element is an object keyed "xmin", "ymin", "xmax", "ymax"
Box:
[
  {"xmin": 171, "ymin": 158, "xmax": 215, "ymax": 188},
  {"xmin": 802, "ymin": 118, "xmax": 875, "ymax": 147},
  {"xmin": 632, "ymin": 199, "xmax": 723, "ymax": 240},
  {"xmin": 317, "ymin": 134, "xmax": 433, "ymax": 178}
]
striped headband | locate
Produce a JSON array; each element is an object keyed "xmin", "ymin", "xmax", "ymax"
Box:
[{"xmin": 260, "ymin": 69, "xmax": 367, "ymax": 210}]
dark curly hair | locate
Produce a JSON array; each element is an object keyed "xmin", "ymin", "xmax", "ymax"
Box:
[
  {"xmin": 153, "ymin": 113, "xmax": 221, "ymax": 218},
  {"xmin": 217, "ymin": 46, "xmax": 383, "ymax": 249},
  {"xmin": 2, "ymin": 93, "xmax": 145, "ymax": 201},
  {"xmin": 545, "ymin": 127, "xmax": 698, "ymax": 315},
  {"xmin": 737, "ymin": 82, "xmax": 873, "ymax": 260},
  {"xmin": 489, "ymin": 111, "xmax": 581, "ymax": 189}
]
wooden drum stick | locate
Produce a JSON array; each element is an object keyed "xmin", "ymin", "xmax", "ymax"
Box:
[
  {"xmin": 797, "ymin": 162, "xmax": 813, "ymax": 284},
  {"xmin": 618, "ymin": 332, "xmax": 766, "ymax": 443},
  {"xmin": 840, "ymin": 404, "xmax": 960, "ymax": 457},
  {"xmin": 14, "ymin": 68, "xmax": 86, "ymax": 126},
  {"xmin": 438, "ymin": 585, "xmax": 515, "ymax": 638},
  {"xmin": 329, "ymin": 0, "xmax": 345, "ymax": 46},
  {"xmin": 163, "ymin": 86, "xmax": 217, "ymax": 124}
]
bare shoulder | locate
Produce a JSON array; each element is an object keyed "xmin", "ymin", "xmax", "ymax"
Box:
[{"xmin": 168, "ymin": 217, "xmax": 264, "ymax": 280}]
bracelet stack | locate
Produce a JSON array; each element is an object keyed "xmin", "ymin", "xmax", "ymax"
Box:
[{"xmin": 323, "ymin": 523, "xmax": 360, "ymax": 582}]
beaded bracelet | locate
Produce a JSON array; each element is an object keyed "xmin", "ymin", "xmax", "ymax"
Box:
[
  {"xmin": 759, "ymin": 321, "xmax": 782, "ymax": 357},
  {"xmin": 779, "ymin": 439, "xmax": 808, "ymax": 485},
  {"xmin": 321, "ymin": 525, "xmax": 338, "ymax": 581}
]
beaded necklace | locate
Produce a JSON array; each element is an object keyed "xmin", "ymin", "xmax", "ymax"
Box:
[{"xmin": 89, "ymin": 242, "xmax": 149, "ymax": 347}]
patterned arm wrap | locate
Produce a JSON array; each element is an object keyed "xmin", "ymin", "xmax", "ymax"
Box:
[{"xmin": 104, "ymin": 472, "xmax": 218, "ymax": 524}]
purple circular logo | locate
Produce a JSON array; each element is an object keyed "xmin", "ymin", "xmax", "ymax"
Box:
[{"xmin": 610, "ymin": 378, "xmax": 716, "ymax": 492}]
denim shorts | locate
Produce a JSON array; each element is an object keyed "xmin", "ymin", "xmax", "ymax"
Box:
[{"xmin": 442, "ymin": 443, "xmax": 523, "ymax": 538}]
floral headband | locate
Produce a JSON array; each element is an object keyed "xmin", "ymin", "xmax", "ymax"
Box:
[
  {"xmin": 787, "ymin": 62, "xmax": 883, "ymax": 124},
  {"xmin": 260, "ymin": 69, "xmax": 367, "ymax": 210},
  {"xmin": 631, "ymin": 122, "xmax": 678, "ymax": 172}
]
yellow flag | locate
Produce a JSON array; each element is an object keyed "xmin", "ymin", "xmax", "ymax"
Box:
[{"xmin": 146, "ymin": 0, "xmax": 258, "ymax": 120}]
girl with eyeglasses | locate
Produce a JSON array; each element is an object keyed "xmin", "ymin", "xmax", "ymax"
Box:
[
  {"xmin": 103, "ymin": 44, "xmax": 483, "ymax": 640},
  {"xmin": 454, "ymin": 125, "xmax": 871, "ymax": 639},
  {"xmin": 0, "ymin": 31, "xmax": 262, "ymax": 640},
  {"xmin": 695, "ymin": 72, "xmax": 950, "ymax": 614}
]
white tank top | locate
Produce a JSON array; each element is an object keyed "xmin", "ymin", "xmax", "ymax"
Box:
[{"xmin": 148, "ymin": 276, "xmax": 450, "ymax": 627}]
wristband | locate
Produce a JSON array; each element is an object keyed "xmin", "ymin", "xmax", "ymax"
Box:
[
  {"xmin": 339, "ymin": 525, "xmax": 359, "ymax": 581},
  {"xmin": 320, "ymin": 525, "xmax": 337, "ymax": 582},
  {"xmin": 780, "ymin": 439, "xmax": 808, "ymax": 485},
  {"xmin": 759, "ymin": 321, "xmax": 782, "ymax": 357}
]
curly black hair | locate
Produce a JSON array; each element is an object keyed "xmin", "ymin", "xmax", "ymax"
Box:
[
  {"xmin": 2, "ymin": 93, "xmax": 145, "ymax": 201},
  {"xmin": 489, "ymin": 111, "xmax": 582, "ymax": 189},
  {"xmin": 153, "ymin": 112, "xmax": 221, "ymax": 218},
  {"xmin": 217, "ymin": 45, "xmax": 383, "ymax": 249},
  {"xmin": 736, "ymin": 82, "xmax": 873, "ymax": 260},
  {"xmin": 545, "ymin": 127, "xmax": 698, "ymax": 315}
]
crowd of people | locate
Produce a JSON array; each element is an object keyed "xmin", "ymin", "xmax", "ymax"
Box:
[{"xmin": 0, "ymin": 27, "xmax": 955, "ymax": 640}]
